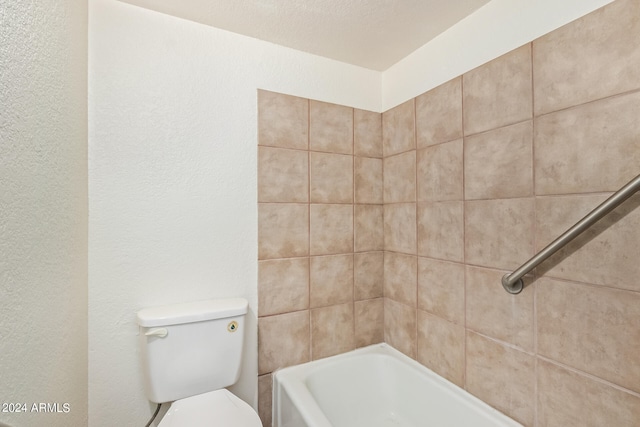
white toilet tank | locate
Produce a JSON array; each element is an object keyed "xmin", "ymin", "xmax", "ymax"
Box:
[{"xmin": 137, "ymin": 298, "xmax": 248, "ymax": 403}]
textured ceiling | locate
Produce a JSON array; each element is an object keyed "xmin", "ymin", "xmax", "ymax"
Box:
[{"xmin": 117, "ymin": 0, "xmax": 491, "ymax": 71}]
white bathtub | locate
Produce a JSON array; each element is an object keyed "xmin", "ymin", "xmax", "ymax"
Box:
[{"xmin": 273, "ymin": 343, "xmax": 522, "ymax": 427}]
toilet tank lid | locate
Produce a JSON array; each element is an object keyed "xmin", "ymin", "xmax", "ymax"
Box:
[{"xmin": 137, "ymin": 298, "xmax": 248, "ymax": 327}]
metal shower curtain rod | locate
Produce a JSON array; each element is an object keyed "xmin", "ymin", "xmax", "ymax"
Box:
[{"xmin": 502, "ymin": 173, "xmax": 640, "ymax": 294}]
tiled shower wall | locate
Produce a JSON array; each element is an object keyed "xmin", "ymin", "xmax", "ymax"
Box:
[
  {"xmin": 256, "ymin": 91, "xmax": 385, "ymax": 424},
  {"xmin": 382, "ymin": 0, "xmax": 640, "ymax": 426},
  {"xmin": 258, "ymin": 0, "xmax": 640, "ymax": 425}
]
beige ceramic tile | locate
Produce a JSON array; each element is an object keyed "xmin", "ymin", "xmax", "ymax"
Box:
[
  {"xmin": 355, "ymin": 298, "xmax": 384, "ymax": 348},
  {"xmin": 310, "ymin": 254, "xmax": 353, "ymax": 308},
  {"xmin": 384, "ymin": 298, "xmax": 416, "ymax": 358},
  {"xmin": 354, "ymin": 109, "xmax": 382, "ymax": 158},
  {"xmin": 354, "ymin": 157, "xmax": 383, "ymax": 204},
  {"xmin": 466, "ymin": 332, "xmax": 535, "ymax": 426},
  {"xmin": 309, "ymin": 100, "xmax": 353, "ymax": 154},
  {"xmin": 258, "ymin": 374, "xmax": 273, "ymax": 427},
  {"xmin": 258, "ymin": 311, "xmax": 310, "ymax": 374},
  {"xmin": 533, "ymin": 0, "xmax": 640, "ymax": 115},
  {"xmin": 535, "ymin": 194, "xmax": 640, "ymax": 292},
  {"xmin": 382, "ymin": 99, "xmax": 415, "ymax": 157},
  {"xmin": 383, "ymin": 150, "xmax": 416, "ymax": 203},
  {"xmin": 538, "ymin": 358, "xmax": 640, "ymax": 427},
  {"xmin": 417, "ymin": 201, "xmax": 464, "ymax": 262},
  {"xmin": 354, "ymin": 204, "xmax": 383, "ymax": 252},
  {"xmin": 465, "ymin": 266, "xmax": 534, "ymax": 351},
  {"xmin": 310, "ymin": 152, "xmax": 353, "ymax": 203},
  {"xmin": 417, "ymin": 258, "xmax": 464, "ymax": 325},
  {"xmin": 258, "ymin": 146, "xmax": 308, "ymax": 203},
  {"xmin": 311, "ymin": 303, "xmax": 355, "ymax": 359},
  {"xmin": 537, "ymin": 278, "xmax": 640, "ymax": 394},
  {"xmin": 464, "ymin": 121, "xmax": 533, "ymax": 200},
  {"xmin": 416, "ymin": 139, "xmax": 463, "ymax": 202},
  {"xmin": 258, "ymin": 90, "xmax": 308, "ymax": 149},
  {"xmin": 465, "ymin": 198, "xmax": 534, "ymax": 270},
  {"xmin": 384, "ymin": 252, "xmax": 417, "ymax": 307},
  {"xmin": 417, "ymin": 311, "xmax": 465, "ymax": 387},
  {"xmin": 259, "ymin": 258, "xmax": 309, "ymax": 316},
  {"xmin": 535, "ymin": 91, "xmax": 640, "ymax": 195},
  {"xmin": 354, "ymin": 252, "xmax": 383, "ymax": 300},
  {"xmin": 258, "ymin": 203, "xmax": 309, "ymax": 260},
  {"xmin": 310, "ymin": 204, "xmax": 353, "ymax": 255},
  {"xmin": 384, "ymin": 203, "xmax": 417, "ymax": 254},
  {"xmin": 416, "ymin": 77, "xmax": 463, "ymax": 148},
  {"xmin": 463, "ymin": 44, "xmax": 532, "ymax": 136}
]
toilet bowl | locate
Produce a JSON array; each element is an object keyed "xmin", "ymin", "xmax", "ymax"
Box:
[{"xmin": 158, "ymin": 389, "xmax": 261, "ymax": 427}]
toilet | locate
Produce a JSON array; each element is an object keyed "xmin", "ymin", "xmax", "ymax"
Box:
[{"xmin": 137, "ymin": 298, "xmax": 262, "ymax": 426}]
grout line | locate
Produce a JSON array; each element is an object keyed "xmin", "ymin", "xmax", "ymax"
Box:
[
  {"xmin": 262, "ymin": 201, "xmax": 358, "ymax": 205},
  {"xmin": 442, "ymin": 190, "xmax": 620, "ymax": 204},
  {"xmin": 413, "ymin": 97, "xmax": 419, "ymax": 361},
  {"xmin": 536, "ymin": 354, "xmax": 640, "ymax": 399},
  {"xmin": 534, "ymin": 191, "xmax": 617, "ymax": 199},
  {"xmin": 535, "ymin": 275, "xmax": 640, "ymax": 295},
  {"xmin": 352, "ymin": 107, "xmax": 356, "ymax": 349},
  {"xmin": 376, "ymin": 250, "xmax": 632, "ymax": 289},
  {"xmin": 535, "ymin": 85, "xmax": 640, "ymax": 120},
  {"xmin": 257, "ymin": 144, "xmax": 307, "ymax": 152},
  {"xmin": 530, "ymin": 40, "xmax": 539, "ymax": 427},
  {"xmin": 307, "ymin": 99, "xmax": 312, "ymax": 362},
  {"xmin": 258, "ymin": 307, "xmax": 311, "ymax": 320},
  {"xmin": 416, "ymin": 306, "xmax": 465, "ymax": 328},
  {"xmin": 460, "ymin": 74, "xmax": 469, "ymax": 391},
  {"xmin": 436, "ymin": 259, "xmax": 640, "ymax": 295},
  {"xmin": 367, "ymin": 191, "xmax": 614, "ymax": 208},
  {"xmin": 467, "ymin": 328, "xmax": 536, "ymax": 357},
  {"xmin": 380, "ymin": 110, "xmax": 386, "ymax": 345},
  {"xmin": 463, "ymin": 117, "xmax": 533, "ymax": 140}
]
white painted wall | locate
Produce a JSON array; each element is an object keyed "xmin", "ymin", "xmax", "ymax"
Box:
[
  {"xmin": 0, "ymin": 1, "xmax": 88, "ymax": 426},
  {"xmin": 88, "ymin": 0, "xmax": 379, "ymax": 425},
  {"xmin": 382, "ymin": 0, "xmax": 615, "ymax": 110}
]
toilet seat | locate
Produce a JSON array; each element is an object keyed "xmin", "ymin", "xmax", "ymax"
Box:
[{"xmin": 158, "ymin": 389, "xmax": 263, "ymax": 427}]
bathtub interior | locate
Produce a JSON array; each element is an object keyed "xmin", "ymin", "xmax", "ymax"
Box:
[
  {"xmin": 305, "ymin": 353, "xmax": 419, "ymax": 426},
  {"xmin": 273, "ymin": 344, "xmax": 522, "ymax": 427}
]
